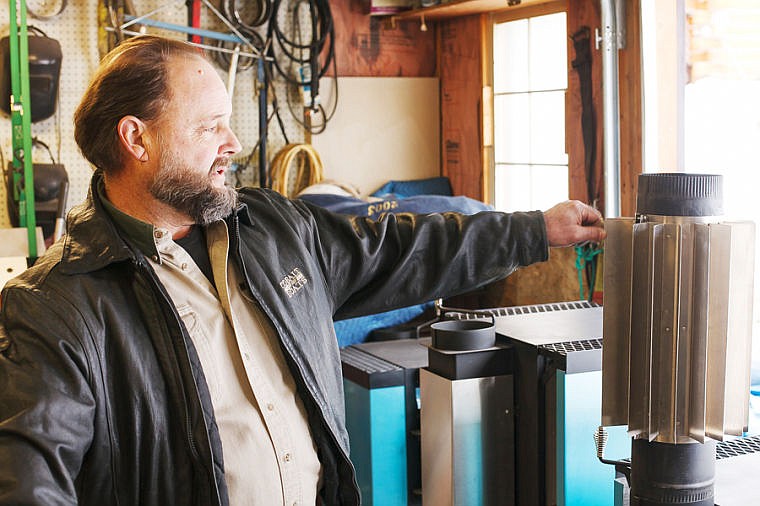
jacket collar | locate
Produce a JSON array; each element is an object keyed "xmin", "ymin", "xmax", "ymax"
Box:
[{"xmin": 58, "ymin": 171, "xmax": 252, "ymax": 275}]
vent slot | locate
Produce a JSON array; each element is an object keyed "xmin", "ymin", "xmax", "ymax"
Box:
[
  {"xmin": 448, "ymin": 300, "xmax": 599, "ymax": 320},
  {"xmin": 541, "ymin": 338, "xmax": 603, "ymax": 356}
]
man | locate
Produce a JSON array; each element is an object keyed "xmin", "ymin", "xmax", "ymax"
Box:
[{"xmin": 0, "ymin": 36, "xmax": 605, "ymax": 505}]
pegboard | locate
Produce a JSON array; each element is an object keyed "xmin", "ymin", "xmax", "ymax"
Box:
[{"xmin": 0, "ymin": 0, "xmax": 309, "ymax": 229}]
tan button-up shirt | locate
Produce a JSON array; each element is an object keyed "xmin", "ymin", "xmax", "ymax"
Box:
[{"xmin": 102, "ymin": 191, "xmax": 322, "ymax": 505}]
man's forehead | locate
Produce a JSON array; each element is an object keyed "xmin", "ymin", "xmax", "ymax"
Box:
[
  {"xmin": 162, "ymin": 55, "xmax": 232, "ymax": 119},
  {"xmin": 167, "ymin": 54, "xmax": 213, "ymax": 79}
]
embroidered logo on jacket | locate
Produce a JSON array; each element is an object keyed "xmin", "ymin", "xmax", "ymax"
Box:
[{"xmin": 280, "ymin": 268, "xmax": 308, "ymax": 298}]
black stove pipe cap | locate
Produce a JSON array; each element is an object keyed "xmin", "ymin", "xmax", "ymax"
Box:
[{"xmin": 636, "ymin": 173, "xmax": 723, "ymax": 217}]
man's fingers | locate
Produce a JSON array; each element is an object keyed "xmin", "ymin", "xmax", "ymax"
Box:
[
  {"xmin": 543, "ymin": 200, "xmax": 607, "ymax": 247},
  {"xmin": 581, "ymin": 223, "xmax": 607, "ymax": 243},
  {"xmin": 580, "ymin": 205, "xmax": 604, "ymax": 227}
]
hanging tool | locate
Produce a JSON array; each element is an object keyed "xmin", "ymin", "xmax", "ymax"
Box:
[
  {"xmin": 572, "ymin": 26, "xmax": 602, "ymax": 301},
  {"xmin": 8, "ymin": 0, "xmax": 38, "ymax": 259}
]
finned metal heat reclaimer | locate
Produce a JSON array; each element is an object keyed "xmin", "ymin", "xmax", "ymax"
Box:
[{"xmin": 601, "ymin": 172, "xmax": 755, "ymax": 506}]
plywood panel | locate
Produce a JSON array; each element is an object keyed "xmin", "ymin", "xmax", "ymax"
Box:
[
  {"xmin": 439, "ymin": 15, "xmax": 484, "ymax": 200},
  {"xmin": 618, "ymin": 0, "xmax": 643, "ymax": 217},
  {"xmin": 330, "ymin": 0, "xmax": 436, "ymax": 77},
  {"xmin": 310, "ymin": 77, "xmax": 440, "ymax": 196}
]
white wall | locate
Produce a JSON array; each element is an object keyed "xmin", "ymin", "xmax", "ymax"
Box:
[{"xmin": 311, "ymin": 77, "xmax": 440, "ymax": 197}]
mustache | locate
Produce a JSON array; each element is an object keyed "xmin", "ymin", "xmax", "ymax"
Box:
[{"xmin": 210, "ymin": 157, "xmax": 232, "ymax": 172}]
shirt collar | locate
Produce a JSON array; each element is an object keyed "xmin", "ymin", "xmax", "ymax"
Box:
[{"xmin": 97, "ymin": 177, "xmax": 163, "ymax": 260}]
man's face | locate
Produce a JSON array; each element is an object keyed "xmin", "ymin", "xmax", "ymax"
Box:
[
  {"xmin": 146, "ymin": 55, "xmax": 242, "ymax": 224},
  {"xmin": 149, "ymin": 148, "xmax": 239, "ymax": 225}
]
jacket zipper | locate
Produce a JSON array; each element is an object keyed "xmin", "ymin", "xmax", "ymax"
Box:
[{"xmin": 134, "ymin": 258, "xmax": 222, "ymax": 504}]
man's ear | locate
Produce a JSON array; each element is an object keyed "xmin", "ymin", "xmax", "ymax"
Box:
[{"xmin": 117, "ymin": 116, "xmax": 150, "ymax": 162}]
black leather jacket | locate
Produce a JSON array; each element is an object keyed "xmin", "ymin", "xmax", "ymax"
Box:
[{"xmin": 0, "ymin": 172, "xmax": 548, "ymax": 505}]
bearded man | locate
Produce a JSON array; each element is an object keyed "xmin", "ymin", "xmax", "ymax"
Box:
[{"xmin": 0, "ymin": 35, "xmax": 605, "ymax": 505}]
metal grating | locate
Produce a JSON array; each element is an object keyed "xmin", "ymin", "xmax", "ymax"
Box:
[
  {"xmin": 541, "ymin": 338, "xmax": 603, "ymax": 356},
  {"xmin": 340, "ymin": 346, "xmax": 400, "ymax": 374},
  {"xmin": 716, "ymin": 434, "xmax": 760, "ymax": 460},
  {"xmin": 450, "ymin": 300, "xmax": 599, "ymax": 320}
]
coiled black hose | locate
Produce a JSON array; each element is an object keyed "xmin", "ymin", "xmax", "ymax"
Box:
[
  {"xmin": 266, "ymin": 0, "xmax": 335, "ymax": 113},
  {"xmin": 221, "ymin": 0, "xmax": 271, "ymax": 29}
]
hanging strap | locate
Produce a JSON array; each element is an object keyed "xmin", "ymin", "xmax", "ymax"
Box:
[
  {"xmin": 571, "ymin": 26, "xmax": 598, "ymax": 207},
  {"xmin": 571, "ymin": 26, "xmax": 602, "ymax": 300}
]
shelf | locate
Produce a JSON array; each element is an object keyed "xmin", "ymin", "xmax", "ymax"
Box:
[{"xmin": 392, "ymin": 0, "xmax": 556, "ymax": 22}]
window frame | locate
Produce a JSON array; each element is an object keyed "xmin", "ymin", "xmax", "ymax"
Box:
[{"xmin": 485, "ymin": 0, "xmax": 569, "ymax": 209}]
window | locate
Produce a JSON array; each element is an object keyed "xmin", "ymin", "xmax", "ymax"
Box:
[{"xmin": 491, "ymin": 11, "xmax": 568, "ymax": 213}]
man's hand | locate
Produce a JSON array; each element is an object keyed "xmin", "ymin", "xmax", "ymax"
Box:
[{"xmin": 543, "ymin": 200, "xmax": 606, "ymax": 247}]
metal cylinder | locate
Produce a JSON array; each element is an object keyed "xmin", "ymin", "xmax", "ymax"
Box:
[
  {"xmin": 636, "ymin": 172, "xmax": 722, "ymax": 218},
  {"xmin": 600, "ymin": 0, "xmax": 622, "ymax": 218},
  {"xmin": 631, "ymin": 439, "xmax": 715, "ymax": 506}
]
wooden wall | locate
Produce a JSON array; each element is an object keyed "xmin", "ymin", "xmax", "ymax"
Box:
[
  {"xmin": 618, "ymin": 0, "xmax": 642, "ymax": 217},
  {"xmin": 330, "ymin": 0, "xmax": 642, "ymax": 214},
  {"xmin": 439, "ymin": 15, "xmax": 486, "ymax": 201},
  {"xmin": 330, "ymin": 1, "xmax": 436, "ymax": 77},
  {"xmin": 566, "ymin": 0, "xmax": 604, "ymax": 206},
  {"xmin": 329, "ymin": 0, "xmax": 644, "ymax": 305},
  {"xmin": 565, "ymin": 0, "xmax": 641, "ymax": 218}
]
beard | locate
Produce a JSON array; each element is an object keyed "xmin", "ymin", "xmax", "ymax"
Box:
[{"xmin": 149, "ymin": 153, "xmax": 238, "ymax": 225}]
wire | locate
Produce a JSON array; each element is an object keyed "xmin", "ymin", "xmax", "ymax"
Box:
[
  {"xmin": 233, "ymin": 106, "xmax": 279, "ymax": 187},
  {"xmin": 266, "ymin": 0, "xmax": 338, "ymax": 133},
  {"xmin": 31, "ymin": 137, "xmax": 58, "ymax": 166},
  {"xmin": 222, "ymin": 0, "xmax": 271, "ymax": 29},
  {"xmin": 213, "ymin": 25, "xmax": 264, "ymax": 73},
  {"xmin": 27, "ymin": 0, "xmax": 68, "ymax": 20},
  {"xmin": 269, "ymin": 143, "xmax": 324, "ymax": 198}
]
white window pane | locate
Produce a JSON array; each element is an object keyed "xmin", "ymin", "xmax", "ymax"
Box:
[
  {"xmin": 494, "ymin": 20, "xmax": 529, "ymax": 93},
  {"xmin": 494, "ymin": 164, "xmax": 532, "ymax": 212},
  {"xmin": 529, "ymin": 13, "xmax": 568, "ymax": 90},
  {"xmin": 530, "ymin": 165, "xmax": 569, "ymax": 211},
  {"xmin": 530, "ymin": 91, "xmax": 568, "ymax": 165},
  {"xmin": 494, "ymin": 94, "xmax": 531, "ymax": 164}
]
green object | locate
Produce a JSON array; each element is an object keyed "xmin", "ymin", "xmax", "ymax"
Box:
[
  {"xmin": 575, "ymin": 243, "xmax": 602, "ymax": 300},
  {"xmin": 8, "ymin": 0, "xmax": 38, "ymax": 258}
]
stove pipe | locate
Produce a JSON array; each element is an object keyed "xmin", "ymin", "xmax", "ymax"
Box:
[{"xmin": 601, "ymin": 173, "xmax": 755, "ymax": 505}]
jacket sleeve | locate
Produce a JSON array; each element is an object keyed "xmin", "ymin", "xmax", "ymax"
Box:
[
  {"xmin": 294, "ymin": 198, "xmax": 549, "ymax": 320},
  {"xmin": 0, "ymin": 286, "xmax": 95, "ymax": 505}
]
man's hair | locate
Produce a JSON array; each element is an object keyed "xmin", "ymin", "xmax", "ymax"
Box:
[{"xmin": 73, "ymin": 35, "xmax": 203, "ymax": 174}]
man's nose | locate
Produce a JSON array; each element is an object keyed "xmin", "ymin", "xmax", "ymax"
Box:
[{"xmin": 221, "ymin": 127, "xmax": 242, "ymax": 157}]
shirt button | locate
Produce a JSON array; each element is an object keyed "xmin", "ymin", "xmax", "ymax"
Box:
[
  {"xmin": 154, "ymin": 230, "xmax": 164, "ymax": 239},
  {"xmin": 283, "ymin": 453, "xmax": 291, "ymax": 462},
  {"xmin": 267, "ymin": 403, "xmax": 275, "ymax": 411},
  {"xmin": 181, "ymin": 262, "xmax": 188, "ymax": 270},
  {"xmin": 151, "ymin": 255, "xmax": 159, "ymax": 263}
]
